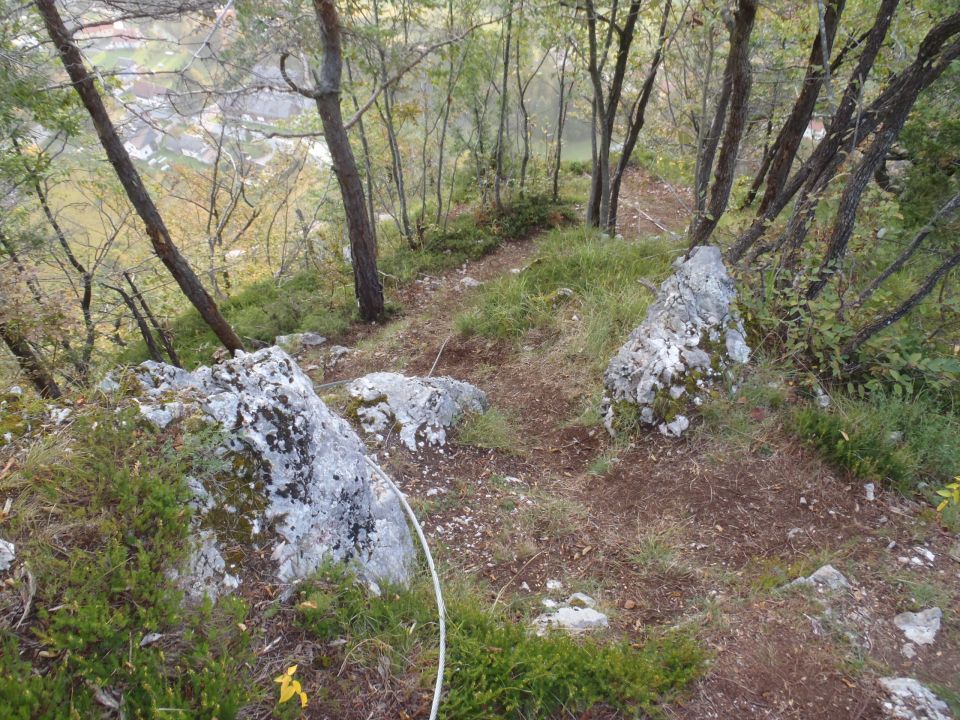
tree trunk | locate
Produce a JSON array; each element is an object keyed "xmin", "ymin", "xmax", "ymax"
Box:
[
  {"xmin": 689, "ymin": 0, "xmax": 758, "ymax": 248},
  {"xmin": 727, "ymin": 0, "xmax": 901, "ymax": 264},
  {"xmin": 0, "ymin": 322, "xmax": 62, "ymax": 399},
  {"xmin": 106, "ymin": 283, "xmax": 164, "ymax": 363},
  {"xmin": 607, "ymin": 0, "xmax": 673, "ymax": 232},
  {"xmin": 124, "ymin": 272, "xmax": 181, "ymax": 367},
  {"xmin": 754, "ymin": 0, "xmax": 844, "ymax": 215},
  {"xmin": 551, "ymin": 45, "xmax": 572, "ymax": 203},
  {"xmin": 494, "ymin": 4, "xmax": 513, "ymax": 212},
  {"xmin": 843, "ymin": 244, "xmax": 960, "ymax": 358},
  {"xmin": 852, "ymin": 191, "xmax": 960, "ymax": 310},
  {"xmin": 35, "ymin": 0, "xmax": 244, "ymax": 355},
  {"xmin": 282, "ymin": 1, "xmax": 384, "ymax": 321}
]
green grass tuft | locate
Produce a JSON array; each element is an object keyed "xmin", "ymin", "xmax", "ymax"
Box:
[
  {"xmin": 793, "ymin": 390, "xmax": 959, "ymax": 492},
  {"xmin": 455, "ymin": 228, "xmax": 675, "ymax": 369},
  {"xmin": 297, "ymin": 565, "xmax": 705, "ymax": 719},
  {"xmin": 456, "ymin": 408, "xmax": 521, "ymax": 452}
]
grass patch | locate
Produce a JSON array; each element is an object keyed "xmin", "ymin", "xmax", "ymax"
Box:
[
  {"xmin": 455, "ymin": 228, "xmax": 675, "ymax": 370},
  {"xmin": 456, "ymin": 408, "xmax": 521, "ymax": 452},
  {"xmin": 381, "ymin": 194, "xmax": 575, "ymax": 282},
  {"xmin": 0, "ymin": 406, "xmax": 255, "ymax": 718},
  {"xmin": 297, "ymin": 565, "xmax": 705, "ymax": 719},
  {"xmin": 792, "ymin": 390, "xmax": 959, "ymax": 492},
  {"xmin": 120, "ymin": 269, "xmax": 358, "ymax": 369}
]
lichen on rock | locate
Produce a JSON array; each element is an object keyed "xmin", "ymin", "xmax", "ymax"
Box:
[
  {"xmin": 346, "ymin": 372, "xmax": 488, "ymax": 451},
  {"xmin": 134, "ymin": 347, "xmax": 415, "ymax": 601},
  {"xmin": 602, "ymin": 245, "xmax": 750, "ymax": 437}
]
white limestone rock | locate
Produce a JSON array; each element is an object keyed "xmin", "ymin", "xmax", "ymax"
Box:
[
  {"xmin": 602, "ymin": 245, "xmax": 749, "ymax": 437},
  {"xmin": 894, "ymin": 608, "xmax": 942, "ymax": 646},
  {"xmin": 275, "ymin": 332, "xmax": 327, "ymax": 355},
  {"xmin": 535, "ymin": 605, "xmax": 608, "ymax": 635},
  {"xmin": 347, "ymin": 372, "xmax": 488, "ymax": 451},
  {"xmin": 878, "ymin": 678, "xmax": 951, "ymax": 720},
  {"xmin": 789, "ymin": 564, "xmax": 851, "ymax": 592},
  {"xmin": 0, "ymin": 538, "xmax": 15, "ymax": 572},
  {"xmin": 135, "ymin": 347, "xmax": 415, "ymax": 601}
]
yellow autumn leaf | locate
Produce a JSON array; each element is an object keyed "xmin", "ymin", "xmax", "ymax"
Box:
[
  {"xmin": 279, "ymin": 681, "xmax": 295, "ymax": 704},
  {"xmin": 938, "ymin": 500, "xmax": 949, "ymax": 512}
]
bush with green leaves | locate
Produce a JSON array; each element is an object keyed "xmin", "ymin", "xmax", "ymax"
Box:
[
  {"xmin": 0, "ymin": 407, "xmax": 256, "ymax": 718},
  {"xmin": 297, "ymin": 565, "xmax": 705, "ymax": 718}
]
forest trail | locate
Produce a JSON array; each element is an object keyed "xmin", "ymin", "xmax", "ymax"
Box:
[{"xmin": 299, "ymin": 175, "xmax": 960, "ymax": 720}]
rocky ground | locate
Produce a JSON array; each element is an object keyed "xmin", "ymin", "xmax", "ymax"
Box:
[{"xmin": 291, "ymin": 182, "xmax": 960, "ymax": 719}]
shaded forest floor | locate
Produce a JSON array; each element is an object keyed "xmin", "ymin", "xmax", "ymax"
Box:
[{"xmin": 299, "ymin": 169, "xmax": 960, "ymax": 719}]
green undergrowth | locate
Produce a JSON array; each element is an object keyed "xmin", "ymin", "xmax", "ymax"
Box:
[
  {"xmin": 0, "ymin": 406, "xmax": 256, "ymax": 718},
  {"xmin": 793, "ymin": 390, "xmax": 959, "ymax": 492},
  {"xmin": 119, "ymin": 195, "xmax": 572, "ymax": 370},
  {"xmin": 456, "ymin": 408, "xmax": 523, "ymax": 453},
  {"xmin": 120, "ymin": 269, "xmax": 359, "ymax": 369},
  {"xmin": 381, "ymin": 193, "xmax": 576, "ymax": 282},
  {"xmin": 297, "ymin": 565, "xmax": 705, "ymax": 719},
  {"xmin": 456, "ymin": 228, "xmax": 675, "ymax": 369}
]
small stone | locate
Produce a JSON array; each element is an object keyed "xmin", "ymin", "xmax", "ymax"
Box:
[
  {"xmin": 887, "ymin": 430, "xmax": 904, "ymax": 444},
  {"xmin": 7, "ymin": 386, "xmax": 22, "ymax": 396},
  {"xmin": 865, "ymin": 483, "xmax": 876, "ymax": 502},
  {"xmin": 789, "ymin": 564, "xmax": 850, "ymax": 591},
  {"xmin": 139, "ymin": 632, "xmax": 164, "ymax": 648},
  {"xmin": 623, "ymin": 599, "xmax": 637, "ymax": 610},
  {"xmin": 460, "ymin": 276, "xmax": 482, "ymax": 288},
  {"xmin": 787, "ymin": 527, "xmax": 803, "ymax": 540},
  {"xmin": 0, "ymin": 538, "xmax": 15, "ymax": 572},
  {"xmin": 519, "ymin": 581, "xmax": 530, "ymax": 592},
  {"xmin": 567, "ymin": 592, "xmax": 596, "ymax": 608},
  {"xmin": 878, "ymin": 677, "xmax": 950, "ymax": 720},
  {"xmin": 901, "ymin": 643, "xmax": 917, "ymax": 659},
  {"xmin": 894, "ymin": 608, "xmax": 941, "ymax": 645},
  {"xmin": 534, "ymin": 606, "xmax": 609, "ymax": 635},
  {"xmin": 545, "ymin": 579, "xmax": 563, "ymax": 591}
]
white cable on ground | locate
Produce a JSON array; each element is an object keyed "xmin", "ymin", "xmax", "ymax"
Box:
[{"xmin": 362, "ymin": 455, "xmax": 446, "ymax": 720}]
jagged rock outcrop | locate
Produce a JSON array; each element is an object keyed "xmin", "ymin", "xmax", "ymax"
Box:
[
  {"xmin": 347, "ymin": 372, "xmax": 488, "ymax": 451},
  {"xmin": 603, "ymin": 245, "xmax": 750, "ymax": 437},
  {"xmin": 134, "ymin": 347, "xmax": 414, "ymax": 600}
]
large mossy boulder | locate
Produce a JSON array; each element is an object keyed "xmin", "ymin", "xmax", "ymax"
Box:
[
  {"xmin": 603, "ymin": 245, "xmax": 750, "ymax": 437},
  {"xmin": 133, "ymin": 347, "xmax": 414, "ymax": 600}
]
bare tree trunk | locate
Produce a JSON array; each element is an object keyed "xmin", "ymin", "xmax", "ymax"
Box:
[
  {"xmin": 551, "ymin": 45, "xmax": 573, "ymax": 203},
  {"xmin": 0, "ymin": 322, "xmax": 62, "ymax": 398},
  {"xmin": 345, "ymin": 59, "xmax": 378, "ymax": 247},
  {"xmin": 35, "ymin": 0, "xmax": 244, "ymax": 355},
  {"xmin": 753, "ymin": 0, "xmax": 844, "ymax": 215},
  {"xmin": 843, "ymin": 245, "xmax": 960, "ymax": 358},
  {"xmin": 804, "ymin": 25, "xmax": 960, "ymax": 299},
  {"xmin": 282, "ymin": 1, "xmax": 384, "ymax": 321},
  {"xmin": 852, "ymin": 191, "xmax": 960, "ymax": 310},
  {"xmin": 494, "ymin": 3, "xmax": 513, "ymax": 212},
  {"xmin": 124, "ymin": 272, "xmax": 181, "ymax": 367},
  {"xmin": 607, "ymin": 0, "xmax": 673, "ymax": 232},
  {"xmin": 106, "ymin": 283, "xmax": 164, "ymax": 363},
  {"xmin": 689, "ymin": 0, "xmax": 758, "ymax": 248},
  {"xmin": 727, "ymin": 0, "xmax": 900, "ymax": 264}
]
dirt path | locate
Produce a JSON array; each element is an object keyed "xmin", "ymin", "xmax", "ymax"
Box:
[{"xmin": 304, "ymin": 181, "xmax": 960, "ymax": 720}]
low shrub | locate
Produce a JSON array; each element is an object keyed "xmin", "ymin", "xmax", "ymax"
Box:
[
  {"xmin": 0, "ymin": 407, "xmax": 256, "ymax": 718},
  {"xmin": 793, "ymin": 391, "xmax": 959, "ymax": 492}
]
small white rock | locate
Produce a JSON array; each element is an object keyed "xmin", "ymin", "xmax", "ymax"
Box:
[
  {"xmin": 545, "ymin": 579, "xmax": 563, "ymax": 591},
  {"xmin": 893, "ymin": 608, "xmax": 942, "ymax": 646},
  {"xmin": 0, "ymin": 538, "xmax": 15, "ymax": 572},
  {"xmin": 865, "ymin": 483, "xmax": 876, "ymax": 502}
]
